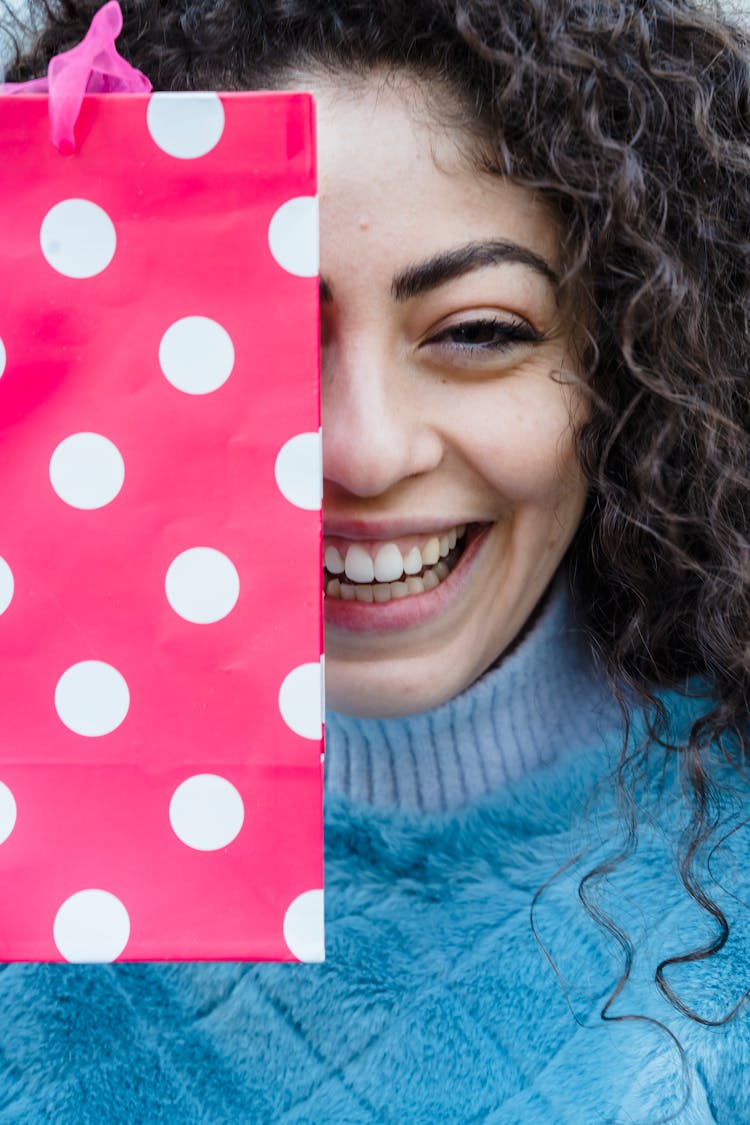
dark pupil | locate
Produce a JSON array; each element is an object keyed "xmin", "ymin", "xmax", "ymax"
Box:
[{"xmin": 453, "ymin": 321, "xmax": 501, "ymax": 345}]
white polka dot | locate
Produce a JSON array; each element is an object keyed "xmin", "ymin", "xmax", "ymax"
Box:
[
  {"xmin": 0, "ymin": 783, "xmax": 17, "ymax": 845},
  {"xmin": 274, "ymin": 430, "xmax": 322, "ymax": 511},
  {"xmin": 0, "ymin": 337, "xmax": 6, "ymax": 378},
  {"xmin": 169, "ymin": 774, "xmax": 244, "ymax": 851},
  {"xmin": 283, "ymin": 889, "xmax": 325, "ymax": 962},
  {"xmin": 147, "ymin": 92, "xmax": 225, "ymax": 159},
  {"xmin": 159, "ymin": 317, "xmax": 235, "ymax": 395},
  {"xmin": 55, "ymin": 661, "xmax": 130, "ymax": 737},
  {"xmin": 165, "ymin": 547, "xmax": 240, "ymax": 624},
  {"xmin": 40, "ymin": 199, "xmax": 116, "ymax": 279},
  {"xmin": 278, "ymin": 661, "xmax": 323, "ymax": 741},
  {"xmin": 53, "ymin": 889, "xmax": 130, "ymax": 962},
  {"xmin": 49, "ymin": 433, "xmax": 124, "ymax": 510},
  {"xmin": 268, "ymin": 196, "xmax": 319, "ymax": 278},
  {"xmin": 0, "ymin": 557, "xmax": 13, "ymax": 616}
]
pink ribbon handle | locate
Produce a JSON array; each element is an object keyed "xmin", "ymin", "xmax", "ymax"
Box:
[{"xmin": 2, "ymin": 1, "xmax": 152, "ymax": 154}]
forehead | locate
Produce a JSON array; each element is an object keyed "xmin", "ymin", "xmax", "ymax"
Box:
[{"xmin": 305, "ymin": 71, "xmax": 563, "ymax": 275}]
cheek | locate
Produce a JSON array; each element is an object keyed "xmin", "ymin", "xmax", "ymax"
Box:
[{"xmin": 455, "ymin": 380, "xmax": 584, "ymax": 508}]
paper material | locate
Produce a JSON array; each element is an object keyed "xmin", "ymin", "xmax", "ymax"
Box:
[{"xmin": 0, "ymin": 90, "xmax": 324, "ymax": 962}]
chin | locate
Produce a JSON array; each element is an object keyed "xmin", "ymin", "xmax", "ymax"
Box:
[{"xmin": 324, "ymin": 651, "xmax": 477, "ymax": 719}]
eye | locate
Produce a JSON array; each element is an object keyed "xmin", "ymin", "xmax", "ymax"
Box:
[{"xmin": 425, "ymin": 316, "xmax": 544, "ymax": 353}]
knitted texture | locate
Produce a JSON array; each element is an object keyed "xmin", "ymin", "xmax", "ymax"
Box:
[
  {"xmin": 324, "ymin": 569, "xmax": 622, "ymax": 811},
  {"xmin": 0, "ymin": 704, "xmax": 748, "ymax": 1124}
]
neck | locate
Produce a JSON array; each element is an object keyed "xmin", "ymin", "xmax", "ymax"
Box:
[{"xmin": 324, "ymin": 570, "xmax": 622, "ymax": 813}]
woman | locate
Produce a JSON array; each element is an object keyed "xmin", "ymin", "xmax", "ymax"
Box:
[{"xmin": 2, "ymin": 0, "xmax": 749, "ymax": 1121}]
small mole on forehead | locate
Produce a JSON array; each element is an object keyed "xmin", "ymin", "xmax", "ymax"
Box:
[{"xmin": 358, "ymin": 216, "xmax": 370, "ymax": 230}]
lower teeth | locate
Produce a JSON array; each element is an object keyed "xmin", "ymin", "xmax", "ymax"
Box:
[{"xmin": 325, "ymin": 556, "xmax": 455, "ymax": 601}]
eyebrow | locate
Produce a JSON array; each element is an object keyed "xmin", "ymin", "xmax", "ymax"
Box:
[
  {"xmin": 319, "ymin": 239, "xmax": 559, "ymax": 306},
  {"xmin": 391, "ymin": 240, "xmax": 559, "ymax": 301}
]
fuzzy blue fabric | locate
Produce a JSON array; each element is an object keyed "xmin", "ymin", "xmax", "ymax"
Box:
[{"xmin": 0, "ymin": 694, "xmax": 748, "ymax": 1123}]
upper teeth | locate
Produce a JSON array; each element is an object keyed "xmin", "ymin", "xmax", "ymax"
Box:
[{"xmin": 324, "ymin": 525, "xmax": 466, "ymax": 584}]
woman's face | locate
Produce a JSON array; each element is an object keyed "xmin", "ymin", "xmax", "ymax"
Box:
[{"xmin": 313, "ymin": 74, "xmax": 588, "ymax": 717}]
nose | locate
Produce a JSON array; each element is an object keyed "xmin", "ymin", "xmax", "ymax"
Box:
[{"xmin": 322, "ymin": 336, "xmax": 444, "ymax": 499}]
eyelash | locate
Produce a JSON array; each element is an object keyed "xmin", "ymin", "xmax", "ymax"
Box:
[{"xmin": 425, "ymin": 316, "xmax": 544, "ymax": 354}]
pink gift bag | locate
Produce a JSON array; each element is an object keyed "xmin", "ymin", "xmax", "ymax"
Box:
[{"xmin": 0, "ymin": 10, "xmax": 324, "ymax": 963}]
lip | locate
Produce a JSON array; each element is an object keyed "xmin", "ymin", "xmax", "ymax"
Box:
[
  {"xmin": 323, "ymin": 518, "xmax": 476, "ymax": 541},
  {"xmin": 324, "ymin": 523, "xmax": 492, "ymax": 635}
]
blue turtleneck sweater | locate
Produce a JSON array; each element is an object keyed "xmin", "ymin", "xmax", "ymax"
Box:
[{"xmin": 0, "ymin": 575, "xmax": 748, "ymax": 1123}]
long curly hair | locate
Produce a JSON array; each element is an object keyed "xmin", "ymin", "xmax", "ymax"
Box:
[{"xmin": 5, "ymin": 0, "xmax": 750, "ymax": 1056}]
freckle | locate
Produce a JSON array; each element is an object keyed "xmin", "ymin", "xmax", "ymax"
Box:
[{"xmin": 358, "ymin": 216, "xmax": 370, "ymax": 231}]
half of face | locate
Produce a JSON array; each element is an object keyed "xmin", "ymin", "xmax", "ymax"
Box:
[{"xmin": 307, "ymin": 71, "xmax": 588, "ymax": 717}]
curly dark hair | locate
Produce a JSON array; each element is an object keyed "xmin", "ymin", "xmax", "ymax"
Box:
[{"xmin": 4, "ymin": 0, "xmax": 750, "ymax": 1062}]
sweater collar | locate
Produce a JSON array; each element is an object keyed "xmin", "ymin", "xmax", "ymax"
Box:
[{"xmin": 324, "ymin": 569, "xmax": 623, "ymax": 813}]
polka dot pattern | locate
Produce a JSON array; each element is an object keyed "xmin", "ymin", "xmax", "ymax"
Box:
[
  {"xmin": 40, "ymin": 199, "xmax": 117, "ymax": 278},
  {"xmin": 55, "ymin": 661, "xmax": 130, "ymax": 737},
  {"xmin": 268, "ymin": 196, "xmax": 319, "ymax": 278},
  {"xmin": 147, "ymin": 93, "xmax": 226, "ymax": 159},
  {"xmin": 49, "ymin": 433, "xmax": 125, "ymax": 509},
  {"xmin": 278, "ymin": 661, "xmax": 324, "ymax": 741},
  {"xmin": 0, "ymin": 782, "xmax": 17, "ymax": 846},
  {"xmin": 0, "ymin": 557, "xmax": 14, "ymax": 616},
  {"xmin": 159, "ymin": 316, "xmax": 235, "ymax": 395},
  {"xmin": 283, "ymin": 888, "xmax": 325, "ymax": 962},
  {"xmin": 169, "ymin": 774, "xmax": 245, "ymax": 851},
  {"xmin": 53, "ymin": 889, "xmax": 130, "ymax": 962},
  {"xmin": 274, "ymin": 430, "xmax": 323, "ymax": 511},
  {"xmin": 165, "ymin": 547, "xmax": 240, "ymax": 624},
  {"xmin": 0, "ymin": 91, "xmax": 322, "ymax": 961}
]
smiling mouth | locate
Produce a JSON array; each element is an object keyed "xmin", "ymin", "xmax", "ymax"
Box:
[{"xmin": 324, "ymin": 524, "xmax": 475, "ymax": 602}]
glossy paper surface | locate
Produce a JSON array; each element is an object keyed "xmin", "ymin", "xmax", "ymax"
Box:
[{"xmin": 0, "ymin": 92, "xmax": 323, "ymax": 962}]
